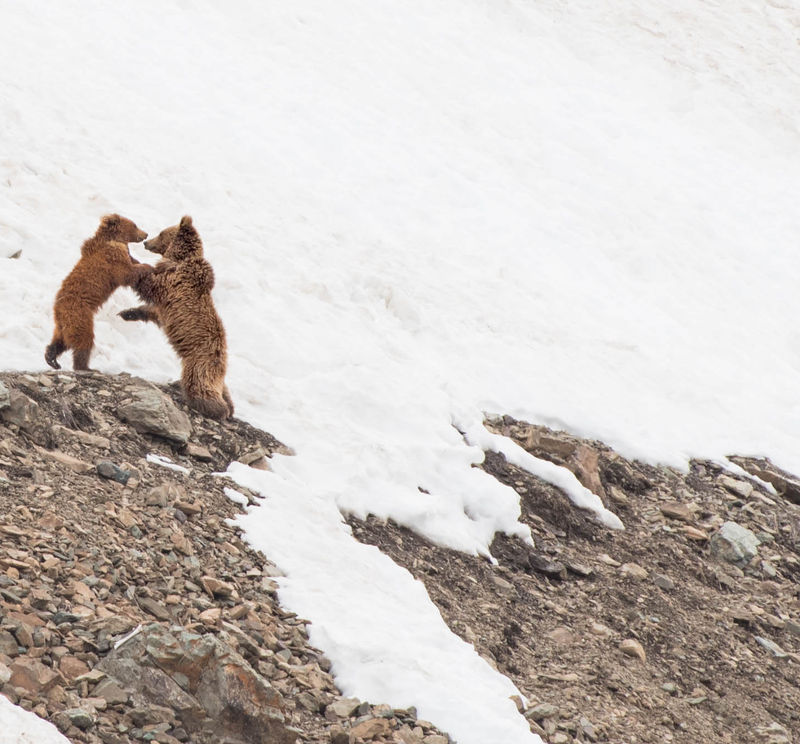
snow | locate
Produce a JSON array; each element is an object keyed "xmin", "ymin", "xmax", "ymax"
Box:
[
  {"xmin": 0, "ymin": 694, "xmax": 71, "ymax": 744},
  {"xmin": 2, "ymin": 0, "xmax": 800, "ymax": 741},
  {"xmin": 146, "ymin": 453, "xmax": 190, "ymax": 474}
]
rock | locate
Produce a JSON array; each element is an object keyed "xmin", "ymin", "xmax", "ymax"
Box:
[
  {"xmin": 138, "ymin": 597, "xmax": 172, "ymax": 621},
  {"xmin": 329, "ymin": 725, "xmax": 350, "ymax": 744},
  {"xmin": 184, "ymin": 443, "xmax": 213, "ymax": 461},
  {"xmin": 620, "ymin": 563, "xmax": 648, "ymax": 581},
  {"xmin": 39, "ymin": 448, "xmax": 94, "ymax": 473},
  {"xmin": 93, "ymin": 678, "xmax": 130, "ymax": 705},
  {"xmin": 351, "ymin": 717, "xmax": 391, "ymax": 739},
  {"xmin": 98, "ymin": 623, "xmax": 293, "ymax": 743},
  {"xmin": 9, "ymin": 655, "xmax": 63, "ymax": 693},
  {"xmin": 525, "ymin": 702, "xmax": 560, "ymax": 721},
  {"xmin": 589, "ymin": 622, "xmax": 612, "ymax": 637},
  {"xmin": 65, "ymin": 707, "xmax": 96, "ymax": 730},
  {"xmin": 199, "ymin": 608, "xmax": 222, "ymax": 625},
  {"xmin": 719, "ymin": 475, "xmax": 754, "ymax": 499},
  {"xmin": 755, "ymin": 636, "xmax": 787, "ymax": 658},
  {"xmin": 96, "ymin": 460, "xmax": 131, "ymax": 484},
  {"xmin": 117, "ymin": 386, "xmax": 192, "ymax": 444},
  {"xmin": 201, "ymin": 576, "xmax": 235, "ymax": 597},
  {"xmin": 0, "ymin": 381, "xmax": 9, "ymax": 410},
  {"xmin": 653, "ymin": 574, "xmax": 675, "ymax": 591},
  {"xmin": 619, "ymin": 638, "xmax": 646, "ymax": 663},
  {"xmin": 529, "ymin": 554, "xmax": 567, "ymax": 580},
  {"xmin": 59, "ymin": 656, "xmax": 90, "ymax": 681},
  {"xmin": 326, "ymin": 697, "xmax": 361, "ymax": 718},
  {"xmin": 547, "ymin": 626, "xmax": 578, "ymax": 645},
  {"xmin": 660, "ymin": 501, "xmax": 695, "ymax": 522},
  {"xmin": 683, "ymin": 525, "xmax": 709, "ymax": 541},
  {"xmin": 565, "ymin": 560, "xmax": 594, "ymax": 578},
  {"xmin": 0, "ymin": 629, "xmax": 19, "ymax": 656},
  {"xmin": 729, "ymin": 456, "xmax": 800, "ymax": 505},
  {"xmin": 710, "ymin": 522, "xmax": 760, "ymax": 565},
  {"xmin": 51, "ymin": 424, "xmax": 111, "ymax": 449},
  {"xmin": 1, "ymin": 389, "xmax": 38, "ymax": 428},
  {"xmin": 580, "ymin": 717, "xmax": 599, "ymax": 742}
]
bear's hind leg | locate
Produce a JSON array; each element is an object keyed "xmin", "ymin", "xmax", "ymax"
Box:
[
  {"xmin": 72, "ymin": 347, "xmax": 92, "ymax": 371},
  {"xmin": 222, "ymin": 386, "xmax": 234, "ymax": 418},
  {"xmin": 65, "ymin": 311, "xmax": 94, "ymax": 371},
  {"xmin": 187, "ymin": 395, "xmax": 229, "ymax": 421}
]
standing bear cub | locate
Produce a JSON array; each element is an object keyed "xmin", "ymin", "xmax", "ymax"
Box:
[
  {"xmin": 120, "ymin": 216, "xmax": 234, "ymax": 420},
  {"xmin": 45, "ymin": 214, "xmax": 150, "ymax": 370}
]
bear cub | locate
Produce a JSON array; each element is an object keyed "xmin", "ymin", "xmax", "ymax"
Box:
[{"xmin": 45, "ymin": 214, "xmax": 150, "ymax": 370}]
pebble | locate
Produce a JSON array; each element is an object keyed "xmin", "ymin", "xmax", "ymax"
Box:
[
  {"xmin": 653, "ymin": 574, "xmax": 675, "ymax": 591},
  {"xmin": 619, "ymin": 638, "xmax": 647, "ymax": 663},
  {"xmin": 525, "ymin": 702, "xmax": 560, "ymax": 721}
]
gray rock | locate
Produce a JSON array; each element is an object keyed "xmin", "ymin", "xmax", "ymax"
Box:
[
  {"xmin": 755, "ymin": 636, "xmax": 787, "ymax": 658},
  {"xmin": 0, "ymin": 381, "xmax": 9, "ymax": 410},
  {"xmin": 93, "ymin": 678, "xmax": 130, "ymax": 705},
  {"xmin": 719, "ymin": 475, "xmax": 754, "ymax": 499},
  {"xmin": 525, "ymin": 702, "xmax": 560, "ymax": 721},
  {"xmin": 327, "ymin": 697, "xmax": 361, "ymax": 718},
  {"xmin": 710, "ymin": 521, "xmax": 760, "ymax": 565},
  {"xmin": 1, "ymin": 390, "xmax": 49, "ymax": 445},
  {"xmin": 97, "ymin": 656, "xmax": 204, "ymax": 727},
  {"xmin": 96, "ymin": 460, "xmax": 131, "ymax": 484},
  {"xmin": 653, "ymin": 574, "xmax": 675, "ymax": 591},
  {"xmin": 117, "ymin": 387, "xmax": 192, "ymax": 444},
  {"xmin": 98, "ymin": 623, "xmax": 293, "ymax": 744},
  {"xmin": 64, "ymin": 708, "xmax": 96, "ymax": 730}
]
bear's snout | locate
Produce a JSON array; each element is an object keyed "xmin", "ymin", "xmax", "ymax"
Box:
[{"xmin": 135, "ymin": 229, "xmax": 148, "ymax": 242}]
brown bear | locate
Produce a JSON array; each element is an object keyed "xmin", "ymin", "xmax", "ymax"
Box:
[
  {"xmin": 45, "ymin": 214, "xmax": 151, "ymax": 371},
  {"xmin": 120, "ymin": 216, "xmax": 234, "ymax": 420}
]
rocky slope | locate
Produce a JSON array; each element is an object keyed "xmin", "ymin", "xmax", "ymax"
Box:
[
  {"xmin": 2, "ymin": 370, "xmax": 800, "ymax": 744},
  {"xmin": 0, "ymin": 371, "xmax": 448, "ymax": 744},
  {"xmin": 351, "ymin": 417, "xmax": 800, "ymax": 744}
]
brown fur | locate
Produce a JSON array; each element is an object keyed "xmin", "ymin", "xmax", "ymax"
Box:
[
  {"xmin": 45, "ymin": 214, "xmax": 150, "ymax": 370},
  {"xmin": 122, "ymin": 216, "xmax": 233, "ymax": 420}
]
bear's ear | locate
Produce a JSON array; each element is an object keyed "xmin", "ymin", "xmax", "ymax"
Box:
[
  {"xmin": 179, "ymin": 216, "xmax": 193, "ymax": 229},
  {"xmin": 101, "ymin": 214, "xmax": 121, "ymax": 229}
]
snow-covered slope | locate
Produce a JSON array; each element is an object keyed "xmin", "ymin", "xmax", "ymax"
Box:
[{"xmin": 3, "ymin": 1, "xmax": 800, "ymax": 741}]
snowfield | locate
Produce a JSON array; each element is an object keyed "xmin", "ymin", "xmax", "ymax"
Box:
[{"xmin": 3, "ymin": 0, "xmax": 800, "ymax": 741}]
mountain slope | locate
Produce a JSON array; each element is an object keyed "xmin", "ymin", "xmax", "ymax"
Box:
[{"xmin": 3, "ymin": 1, "xmax": 800, "ymax": 742}]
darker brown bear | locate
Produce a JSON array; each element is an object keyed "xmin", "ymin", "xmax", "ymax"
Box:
[
  {"xmin": 121, "ymin": 216, "xmax": 233, "ymax": 420},
  {"xmin": 45, "ymin": 214, "xmax": 150, "ymax": 370}
]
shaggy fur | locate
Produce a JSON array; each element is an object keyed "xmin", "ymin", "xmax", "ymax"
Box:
[
  {"xmin": 121, "ymin": 216, "xmax": 233, "ymax": 420},
  {"xmin": 45, "ymin": 214, "xmax": 150, "ymax": 370}
]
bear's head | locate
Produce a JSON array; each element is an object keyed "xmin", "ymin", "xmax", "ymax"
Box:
[
  {"xmin": 143, "ymin": 225, "xmax": 179, "ymax": 256},
  {"xmin": 97, "ymin": 214, "xmax": 147, "ymax": 243},
  {"xmin": 163, "ymin": 216, "xmax": 203, "ymax": 262}
]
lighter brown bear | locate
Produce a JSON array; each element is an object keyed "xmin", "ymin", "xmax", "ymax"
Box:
[
  {"xmin": 45, "ymin": 214, "xmax": 150, "ymax": 370},
  {"xmin": 120, "ymin": 216, "xmax": 234, "ymax": 420}
]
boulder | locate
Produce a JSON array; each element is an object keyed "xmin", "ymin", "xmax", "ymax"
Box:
[
  {"xmin": 117, "ymin": 386, "xmax": 192, "ymax": 444},
  {"xmin": 98, "ymin": 623, "xmax": 292, "ymax": 744},
  {"xmin": 710, "ymin": 521, "xmax": 760, "ymax": 566}
]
